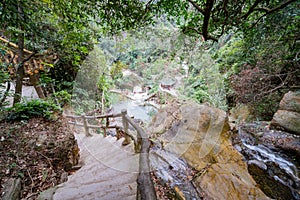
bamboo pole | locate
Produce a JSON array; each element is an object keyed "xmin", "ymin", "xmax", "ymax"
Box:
[{"xmin": 0, "ymin": 36, "xmax": 33, "ymax": 54}]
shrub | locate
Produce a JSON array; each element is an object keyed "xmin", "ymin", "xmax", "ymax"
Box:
[
  {"xmin": 6, "ymin": 99, "xmax": 61, "ymax": 121},
  {"xmin": 53, "ymin": 90, "xmax": 72, "ymax": 107},
  {"xmin": 229, "ymin": 66, "xmax": 286, "ymax": 120},
  {"xmin": 192, "ymin": 89, "xmax": 210, "ymax": 104}
]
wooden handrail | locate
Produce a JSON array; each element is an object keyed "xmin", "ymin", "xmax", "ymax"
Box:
[
  {"xmin": 65, "ymin": 109, "xmax": 157, "ymax": 200},
  {"xmin": 123, "ymin": 113, "xmax": 157, "ymax": 200},
  {"xmin": 0, "ymin": 36, "xmax": 33, "ymax": 54},
  {"xmin": 68, "ymin": 121, "xmax": 122, "ymax": 129},
  {"xmin": 64, "ymin": 113, "xmax": 122, "ymax": 119}
]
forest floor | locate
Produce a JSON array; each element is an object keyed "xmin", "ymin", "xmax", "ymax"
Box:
[{"xmin": 0, "ymin": 116, "xmax": 79, "ymax": 199}]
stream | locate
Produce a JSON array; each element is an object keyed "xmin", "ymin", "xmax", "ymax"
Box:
[
  {"xmin": 150, "ymin": 148, "xmax": 200, "ymax": 199},
  {"xmin": 110, "ymin": 92, "xmax": 157, "ymax": 123},
  {"xmin": 112, "ymin": 100, "xmax": 156, "ymax": 123},
  {"xmin": 234, "ymin": 123, "xmax": 300, "ymax": 199}
]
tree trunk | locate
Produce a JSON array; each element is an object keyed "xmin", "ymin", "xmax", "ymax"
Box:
[
  {"xmin": 13, "ymin": 33, "xmax": 25, "ymax": 105},
  {"xmin": 13, "ymin": 3, "xmax": 25, "ymax": 105},
  {"xmin": 29, "ymin": 74, "xmax": 45, "ymax": 99},
  {"xmin": 0, "ymin": 81, "xmax": 11, "ymax": 107}
]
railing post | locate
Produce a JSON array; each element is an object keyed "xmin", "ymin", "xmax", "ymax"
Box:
[
  {"xmin": 82, "ymin": 114, "xmax": 91, "ymax": 136},
  {"xmin": 121, "ymin": 109, "xmax": 131, "ymax": 145},
  {"xmin": 136, "ymin": 132, "xmax": 142, "ymax": 153},
  {"xmin": 103, "ymin": 117, "xmax": 109, "ymax": 137}
]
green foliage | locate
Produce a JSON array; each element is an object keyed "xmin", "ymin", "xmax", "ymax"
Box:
[
  {"xmin": 192, "ymin": 89, "xmax": 210, "ymax": 104},
  {"xmin": 183, "ymin": 75, "xmax": 209, "ymax": 104},
  {"xmin": 213, "ymin": 2, "xmax": 300, "ymax": 119},
  {"xmin": 53, "ymin": 90, "xmax": 72, "ymax": 107},
  {"xmin": 251, "ymin": 94, "xmax": 281, "ymax": 121},
  {"xmin": 6, "ymin": 99, "xmax": 61, "ymax": 121},
  {"xmin": 71, "ymin": 46, "xmax": 113, "ymax": 113},
  {"xmin": 71, "ymin": 87, "xmax": 95, "ymax": 114},
  {"xmin": 110, "ymin": 61, "xmax": 127, "ymax": 80},
  {"xmin": 181, "ymin": 49, "xmax": 228, "ymax": 110},
  {"xmin": 0, "ymin": 58, "xmax": 12, "ymax": 108},
  {"xmin": 149, "ymin": 84, "xmax": 159, "ymax": 94},
  {"xmin": 97, "ymin": 74, "xmax": 112, "ymax": 107},
  {"xmin": 153, "ymin": 0, "xmax": 298, "ymax": 41},
  {"xmin": 214, "ymin": 36, "xmax": 251, "ymax": 74},
  {"xmin": 0, "ymin": 0, "xmax": 154, "ymax": 97},
  {"xmin": 0, "ymin": 64, "xmax": 10, "ymax": 84}
]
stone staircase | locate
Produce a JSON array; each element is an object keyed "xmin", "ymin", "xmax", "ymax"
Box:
[{"xmin": 53, "ymin": 133, "xmax": 139, "ymax": 200}]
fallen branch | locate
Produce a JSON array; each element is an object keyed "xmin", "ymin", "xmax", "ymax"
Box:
[
  {"xmin": 144, "ymin": 93, "xmax": 156, "ymax": 101},
  {"xmin": 26, "ymin": 168, "xmax": 34, "ymax": 188},
  {"xmin": 36, "ymin": 151, "xmax": 53, "ymax": 168}
]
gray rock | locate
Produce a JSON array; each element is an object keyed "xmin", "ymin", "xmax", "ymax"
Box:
[
  {"xmin": 1, "ymin": 178, "xmax": 21, "ymax": 200},
  {"xmin": 272, "ymin": 110, "xmax": 300, "ymax": 135},
  {"xmin": 160, "ymin": 77, "xmax": 176, "ymax": 88},
  {"xmin": 271, "ymin": 91, "xmax": 300, "ymax": 135},
  {"xmin": 37, "ymin": 187, "xmax": 57, "ymax": 200},
  {"xmin": 117, "ymin": 71, "xmax": 143, "ymax": 90},
  {"xmin": 278, "ymin": 91, "xmax": 300, "ymax": 113}
]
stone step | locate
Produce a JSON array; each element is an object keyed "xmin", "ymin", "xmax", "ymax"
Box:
[{"xmin": 53, "ymin": 133, "xmax": 139, "ymax": 200}]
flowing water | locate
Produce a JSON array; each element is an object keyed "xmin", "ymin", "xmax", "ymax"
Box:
[
  {"xmin": 243, "ymin": 142, "xmax": 299, "ymax": 184},
  {"xmin": 112, "ymin": 100, "xmax": 156, "ymax": 123},
  {"xmin": 110, "ymin": 92, "xmax": 157, "ymax": 123},
  {"xmin": 150, "ymin": 148, "xmax": 200, "ymax": 200},
  {"xmin": 235, "ymin": 123, "xmax": 300, "ymax": 199}
]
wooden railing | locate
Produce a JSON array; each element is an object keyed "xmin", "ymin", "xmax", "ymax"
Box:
[{"xmin": 64, "ymin": 109, "xmax": 157, "ymax": 200}]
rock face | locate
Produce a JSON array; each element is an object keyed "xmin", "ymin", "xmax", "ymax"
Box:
[
  {"xmin": 149, "ymin": 101, "xmax": 269, "ymax": 200},
  {"xmin": 271, "ymin": 91, "xmax": 300, "ymax": 135},
  {"xmin": 117, "ymin": 70, "xmax": 143, "ymax": 90}
]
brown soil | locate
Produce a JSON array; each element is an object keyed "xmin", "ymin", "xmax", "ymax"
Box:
[{"xmin": 0, "ymin": 116, "xmax": 79, "ymax": 199}]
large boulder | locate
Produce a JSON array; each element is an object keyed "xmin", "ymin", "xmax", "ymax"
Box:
[
  {"xmin": 149, "ymin": 101, "xmax": 269, "ymax": 200},
  {"xmin": 271, "ymin": 91, "xmax": 300, "ymax": 135},
  {"xmin": 116, "ymin": 70, "xmax": 143, "ymax": 90}
]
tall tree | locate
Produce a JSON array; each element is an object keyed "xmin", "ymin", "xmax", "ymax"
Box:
[
  {"xmin": 1, "ymin": 0, "xmax": 297, "ymax": 105},
  {"xmin": 1, "ymin": 0, "xmax": 56, "ymax": 104},
  {"xmin": 0, "ymin": 0, "xmax": 151, "ymax": 104},
  {"xmin": 150, "ymin": 0, "xmax": 298, "ymax": 41},
  {"xmin": 214, "ymin": 1, "xmax": 299, "ymax": 119}
]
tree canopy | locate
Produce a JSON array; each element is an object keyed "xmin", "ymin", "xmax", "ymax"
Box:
[
  {"xmin": 0, "ymin": 0, "xmax": 152, "ymax": 104},
  {"xmin": 0, "ymin": 0, "xmax": 299, "ymax": 118},
  {"xmin": 149, "ymin": 0, "xmax": 298, "ymax": 41}
]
